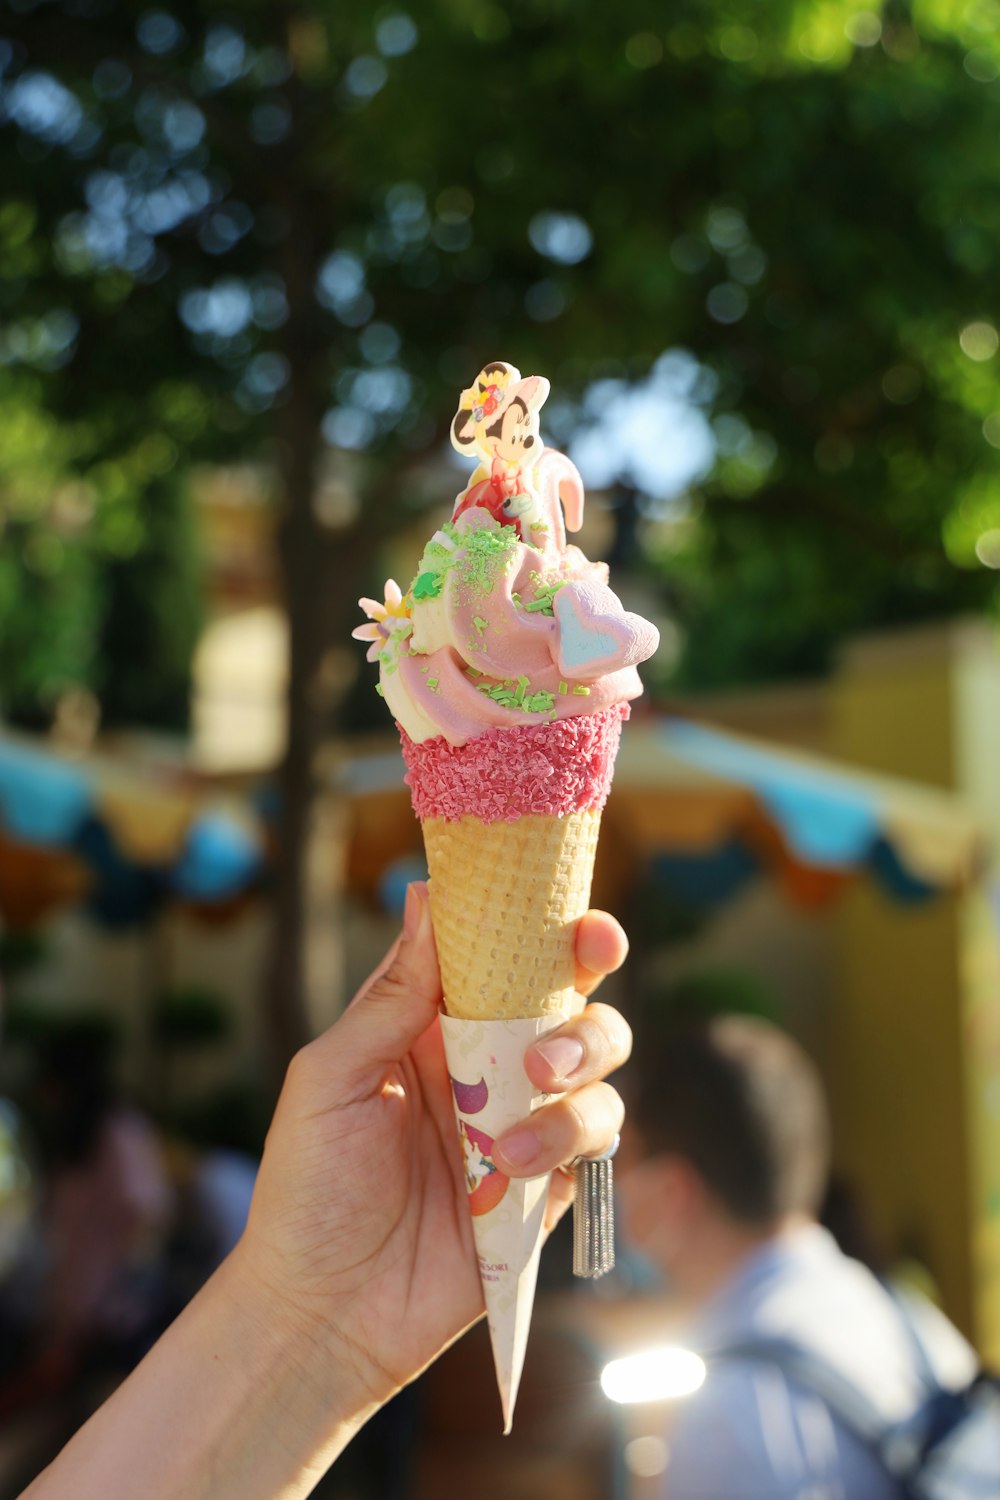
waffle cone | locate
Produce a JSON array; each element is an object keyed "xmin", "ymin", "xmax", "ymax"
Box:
[{"xmin": 422, "ymin": 810, "xmax": 601, "ymax": 1021}]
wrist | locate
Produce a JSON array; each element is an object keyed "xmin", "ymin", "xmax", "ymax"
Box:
[
  {"xmin": 221, "ymin": 1241, "xmax": 392, "ymax": 1420},
  {"xmin": 181, "ymin": 1251, "xmax": 385, "ymax": 1496}
]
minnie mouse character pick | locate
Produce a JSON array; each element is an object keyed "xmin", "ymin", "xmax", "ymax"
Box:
[{"xmin": 450, "ymin": 360, "xmax": 585, "ymax": 560}]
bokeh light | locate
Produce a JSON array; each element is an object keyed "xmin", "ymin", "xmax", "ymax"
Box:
[
  {"xmin": 601, "ymin": 1346, "xmax": 707, "ymax": 1404},
  {"xmin": 959, "ymin": 321, "xmax": 999, "ymax": 361},
  {"xmin": 528, "ymin": 211, "xmax": 593, "ymax": 265},
  {"xmin": 845, "ymin": 11, "xmax": 882, "ymax": 47},
  {"xmin": 624, "ymin": 1436, "xmax": 670, "ymax": 1479}
]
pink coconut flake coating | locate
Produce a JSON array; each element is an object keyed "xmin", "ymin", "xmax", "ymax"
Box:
[{"xmin": 400, "ymin": 704, "xmax": 629, "ymax": 823}]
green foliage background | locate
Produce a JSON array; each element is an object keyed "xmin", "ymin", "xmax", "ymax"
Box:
[{"xmin": 1, "ymin": 0, "xmax": 999, "ymax": 726}]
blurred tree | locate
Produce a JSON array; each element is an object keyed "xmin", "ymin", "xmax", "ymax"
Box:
[
  {"xmin": 2, "ymin": 0, "xmax": 999, "ymax": 1060},
  {"xmin": 0, "ymin": 377, "xmax": 101, "ymax": 726},
  {"xmin": 96, "ymin": 474, "xmax": 202, "ymax": 728}
]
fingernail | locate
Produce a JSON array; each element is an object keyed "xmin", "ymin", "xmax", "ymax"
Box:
[
  {"xmin": 402, "ymin": 883, "xmax": 422, "ymax": 940},
  {"xmin": 533, "ymin": 1036, "xmax": 584, "ymax": 1081},
  {"xmin": 496, "ymin": 1126, "xmax": 541, "ymax": 1169}
]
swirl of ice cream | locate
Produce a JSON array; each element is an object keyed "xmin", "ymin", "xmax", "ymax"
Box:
[{"xmin": 356, "ymin": 507, "xmax": 658, "ymax": 746}]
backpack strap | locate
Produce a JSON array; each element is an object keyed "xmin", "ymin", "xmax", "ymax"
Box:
[
  {"xmin": 711, "ymin": 1336, "xmax": 944, "ymax": 1499},
  {"xmin": 884, "ymin": 1288, "xmax": 940, "ymax": 1382},
  {"xmin": 714, "ymin": 1303, "xmax": 996, "ymax": 1497},
  {"xmin": 711, "ymin": 1338, "xmax": 892, "ymax": 1452}
]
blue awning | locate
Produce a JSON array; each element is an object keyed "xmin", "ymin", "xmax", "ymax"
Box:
[
  {"xmin": 661, "ymin": 720, "xmax": 882, "ymax": 869},
  {"xmin": 0, "ymin": 732, "xmax": 266, "ymax": 927},
  {"xmin": 637, "ymin": 717, "xmax": 983, "ymax": 901}
]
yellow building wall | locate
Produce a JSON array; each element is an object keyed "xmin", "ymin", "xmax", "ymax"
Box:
[
  {"xmin": 831, "ymin": 883, "xmax": 973, "ymax": 1336},
  {"xmin": 831, "ymin": 621, "xmax": 1000, "ymax": 1353},
  {"xmin": 833, "ymin": 626, "xmax": 957, "ymax": 788},
  {"xmin": 959, "ymin": 885, "xmax": 1000, "ymax": 1363},
  {"xmin": 954, "ymin": 626, "xmax": 1000, "ymax": 842}
]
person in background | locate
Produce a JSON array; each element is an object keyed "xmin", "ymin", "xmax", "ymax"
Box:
[
  {"xmin": 21, "ymin": 884, "xmax": 631, "ymax": 1499},
  {"xmin": 31, "ymin": 1028, "xmax": 174, "ymax": 1384},
  {"xmin": 619, "ymin": 1015, "xmax": 977, "ymax": 1500}
]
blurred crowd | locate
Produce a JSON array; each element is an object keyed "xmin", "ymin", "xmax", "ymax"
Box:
[{"xmin": 0, "ymin": 1027, "xmax": 256, "ymax": 1495}]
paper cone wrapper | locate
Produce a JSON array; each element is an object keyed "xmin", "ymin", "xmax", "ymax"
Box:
[
  {"xmin": 426, "ymin": 807, "xmax": 597, "ymax": 1431},
  {"xmin": 440, "ymin": 1011, "xmax": 570, "ymax": 1433}
]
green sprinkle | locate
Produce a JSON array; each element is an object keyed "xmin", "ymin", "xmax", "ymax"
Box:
[
  {"xmin": 559, "ymin": 681, "xmax": 568, "ymax": 694},
  {"xmin": 523, "ymin": 579, "xmax": 567, "ymax": 615},
  {"xmin": 473, "ymin": 615, "xmax": 489, "ymax": 634},
  {"xmin": 409, "ymin": 535, "xmax": 458, "ymax": 601},
  {"xmin": 572, "ymin": 684, "xmax": 591, "ymax": 696},
  {"xmin": 445, "ymin": 519, "xmax": 519, "ymax": 597},
  {"xmin": 478, "ymin": 682, "xmax": 516, "ymax": 706},
  {"xmin": 427, "ymin": 677, "xmax": 439, "ymax": 692},
  {"xmin": 525, "ymin": 690, "xmax": 556, "ymax": 712},
  {"xmin": 375, "ymin": 683, "xmax": 384, "ymax": 697},
  {"xmin": 413, "ymin": 571, "xmax": 442, "ymax": 600}
]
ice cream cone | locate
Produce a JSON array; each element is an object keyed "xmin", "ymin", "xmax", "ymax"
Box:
[
  {"xmin": 423, "ymin": 808, "xmax": 601, "ymax": 1021},
  {"xmin": 403, "ymin": 710, "xmax": 622, "ymax": 1428},
  {"xmin": 353, "ymin": 360, "xmax": 659, "ymax": 1432}
]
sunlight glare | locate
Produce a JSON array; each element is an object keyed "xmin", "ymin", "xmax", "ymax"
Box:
[{"xmin": 601, "ymin": 1346, "xmax": 706, "ymax": 1405}]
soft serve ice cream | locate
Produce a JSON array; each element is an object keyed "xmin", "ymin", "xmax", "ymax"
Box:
[{"xmin": 354, "ymin": 359, "xmax": 658, "ymax": 755}]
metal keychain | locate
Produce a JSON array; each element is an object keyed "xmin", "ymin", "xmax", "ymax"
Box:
[{"xmin": 572, "ymin": 1133, "xmax": 619, "ymax": 1279}]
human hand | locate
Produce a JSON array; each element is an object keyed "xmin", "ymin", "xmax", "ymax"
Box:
[{"xmin": 231, "ymin": 882, "xmax": 630, "ymax": 1410}]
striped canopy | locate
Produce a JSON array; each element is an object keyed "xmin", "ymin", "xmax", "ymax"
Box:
[{"xmin": 0, "ymin": 732, "xmax": 266, "ymax": 929}]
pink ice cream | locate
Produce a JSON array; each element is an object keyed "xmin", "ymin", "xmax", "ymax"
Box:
[
  {"xmin": 356, "ymin": 506, "xmax": 657, "ymax": 747},
  {"xmin": 354, "ymin": 359, "xmax": 659, "ymax": 826}
]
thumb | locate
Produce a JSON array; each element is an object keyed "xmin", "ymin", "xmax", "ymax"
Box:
[{"xmin": 324, "ymin": 882, "xmax": 442, "ymax": 1092}]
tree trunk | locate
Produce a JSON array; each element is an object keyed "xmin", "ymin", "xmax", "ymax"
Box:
[
  {"xmin": 262, "ymin": 26, "xmax": 330, "ymax": 1088},
  {"xmin": 266, "ymin": 403, "xmax": 326, "ymax": 1085}
]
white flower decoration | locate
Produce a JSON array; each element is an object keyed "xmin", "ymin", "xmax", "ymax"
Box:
[{"xmin": 352, "ymin": 579, "xmax": 408, "ymax": 662}]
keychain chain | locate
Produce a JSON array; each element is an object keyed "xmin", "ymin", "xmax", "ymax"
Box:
[{"xmin": 572, "ymin": 1133, "xmax": 619, "ymax": 1279}]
